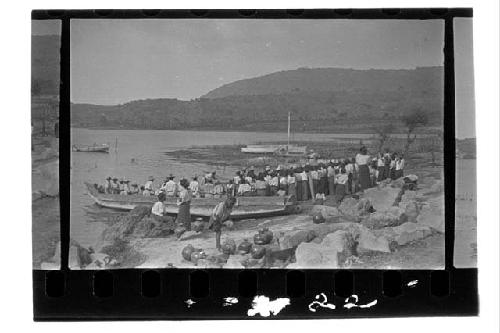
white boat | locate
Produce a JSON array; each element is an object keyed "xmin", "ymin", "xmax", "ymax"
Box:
[{"xmin": 241, "ymin": 112, "xmax": 307, "ymax": 155}]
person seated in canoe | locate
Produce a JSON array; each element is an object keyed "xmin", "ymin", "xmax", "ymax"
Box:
[
  {"xmin": 103, "ymin": 177, "xmax": 112, "ymax": 194},
  {"xmin": 120, "ymin": 180, "xmax": 130, "ymax": 195},
  {"xmin": 151, "ymin": 192, "xmax": 170, "ymax": 223},
  {"xmin": 164, "ymin": 174, "xmax": 177, "ymax": 197},
  {"xmin": 237, "ymin": 179, "xmax": 253, "ymax": 197},
  {"xmin": 206, "ymin": 196, "xmax": 237, "ymax": 251},
  {"xmin": 143, "ymin": 176, "xmax": 154, "ymax": 196},
  {"xmin": 213, "ymin": 180, "xmax": 225, "ymax": 198},
  {"xmin": 255, "ymin": 173, "xmax": 268, "ymax": 196},
  {"xmin": 189, "ymin": 176, "xmax": 200, "ymax": 198},
  {"xmin": 204, "ymin": 171, "xmax": 217, "ymax": 184},
  {"xmin": 129, "ymin": 183, "xmax": 139, "ymax": 195},
  {"xmin": 110, "ymin": 178, "xmax": 120, "ymax": 194}
]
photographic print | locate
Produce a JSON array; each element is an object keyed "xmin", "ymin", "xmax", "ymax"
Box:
[
  {"xmin": 69, "ymin": 19, "xmax": 445, "ymax": 270},
  {"xmin": 32, "ymin": 20, "xmax": 61, "ymax": 269},
  {"xmin": 454, "ymin": 18, "xmax": 476, "ymax": 268}
]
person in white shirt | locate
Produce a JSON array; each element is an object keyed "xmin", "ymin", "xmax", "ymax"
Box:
[
  {"xmin": 395, "ymin": 154, "xmax": 405, "ymax": 179},
  {"xmin": 189, "ymin": 176, "xmax": 200, "ymax": 198},
  {"xmin": 103, "ymin": 177, "xmax": 112, "ymax": 194},
  {"xmin": 269, "ymin": 172, "xmax": 279, "ymax": 196},
  {"xmin": 279, "ymin": 170, "xmax": 288, "ymax": 194},
  {"xmin": 175, "ymin": 179, "xmax": 192, "ymax": 238},
  {"xmin": 355, "ymin": 146, "xmax": 372, "ymax": 191},
  {"xmin": 390, "ymin": 153, "xmax": 397, "ymax": 180},
  {"xmin": 300, "ymin": 167, "xmax": 310, "ymax": 200},
  {"xmin": 151, "ymin": 192, "xmax": 170, "ymax": 223},
  {"xmin": 237, "ymin": 180, "xmax": 252, "ymax": 196},
  {"xmin": 164, "ymin": 174, "xmax": 177, "ymax": 197},
  {"xmin": 287, "ymin": 169, "xmax": 296, "ymax": 197},
  {"xmin": 143, "ymin": 176, "xmax": 154, "ymax": 196},
  {"xmin": 335, "ymin": 167, "xmax": 349, "ymax": 203},
  {"xmin": 327, "ymin": 163, "xmax": 336, "ymax": 196}
]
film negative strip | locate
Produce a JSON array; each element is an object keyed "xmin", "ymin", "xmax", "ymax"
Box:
[{"xmin": 32, "ymin": 8, "xmax": 478, "ymax": 320}]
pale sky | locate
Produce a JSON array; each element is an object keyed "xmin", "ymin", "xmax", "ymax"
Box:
[
  {"xmin": 454, "ymin": 18, "xmax": 475, "ymax": 139},
  {"xmin": 70, "ymin": 19, "xmax": 444, "ymax": 105}
]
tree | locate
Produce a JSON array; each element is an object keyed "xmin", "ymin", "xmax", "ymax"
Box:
[
  {"xmin": 400, "ymin": 107, "xmax": 429, "ymax": 156},
  {"xmin": 372, "ymin": 123, "xmax": 395, "ymax": 153}
]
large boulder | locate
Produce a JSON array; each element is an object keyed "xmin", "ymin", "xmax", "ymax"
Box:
[
  {"xmin": 363, "ymin": 186, "xmax": 403, "ymax": 212},
  {"xmin": 362, "ymin": 206, "xmax": 407, "ymax": 229},
  {"xmin": 416, "ymin": 197, "xmax": 445, "ymax": 233},
  {"xmin": 310, "ymin": 205, "xmax": 343, "ymax": 219},
  {"xmin": 338, "ymin": 198, "xmax": 372, "ymax": 222},
  {"xmin": 279, "ymin": 230, "xmax": 317, "ymax": 250},
  {"xmin": 356, "ymin": 226, "xmax": 391, "ymax": 253},
  {"xmin": 399, "ymin": 200, "xmax": 419, "ymax": 221},
  {"xmin": 374, "ymin": 222, "xmax": 432, "ymax": 246},
  {"xmin": 292, "ymin": 230, "xmax": 357, "ymax": 268}
]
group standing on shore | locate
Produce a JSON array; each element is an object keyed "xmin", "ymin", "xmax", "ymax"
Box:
[{"xmin": 99, "ymin": 146, "xmax": 405, "ymax": 204}]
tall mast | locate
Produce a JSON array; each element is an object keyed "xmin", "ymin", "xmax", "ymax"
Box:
[{"xmin": 287, "ymin": 111, "xmax": 291, "ymax": 148}]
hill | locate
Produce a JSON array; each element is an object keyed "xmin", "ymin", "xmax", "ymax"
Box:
[
  {"xmin": 71, "ymin": 66, "xmax": 443, "ymax": 133},
  {"xmin": 32, "ymin": 35, "xmax": 60, "ymax": 96},
  {"xmin": 202, "ymin": 66, "xmax": 443, "ymax": 99}
]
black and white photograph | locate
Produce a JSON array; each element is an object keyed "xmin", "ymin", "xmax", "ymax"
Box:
[
  {"xmin": 68, "ymin": 19, "xmax": 446, "ymax": 270},
  {"xmin": 31, "ymin": 20, "xmax": 60, "ymax": 269}
]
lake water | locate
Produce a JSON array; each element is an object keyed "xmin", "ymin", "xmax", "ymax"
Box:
[{"xmin": 70, "ymin": 128, "xmax": 383, "ymax": 247}]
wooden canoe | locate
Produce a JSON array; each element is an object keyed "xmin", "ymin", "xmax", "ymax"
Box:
[
  {"xmin": 85, "ymin": 182, "xmax": 300, "ymax": 220},
  {"xmin": 72, "ymin": 144, "xmax": 110, "ymax": 153}
]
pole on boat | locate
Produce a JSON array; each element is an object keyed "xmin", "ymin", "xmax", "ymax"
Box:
[
  {"xmin": 115, "ymin": 137, "xmax": 118, "ymax": 153},
  {"xmin": 287, "ymin": 111, "xmax": 291, "ymax": 151}
]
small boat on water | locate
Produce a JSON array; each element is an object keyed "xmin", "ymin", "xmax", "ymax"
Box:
[
  {"xmin": 72, "ymin": 144, "xmax": 110, "ymax": 153},
  {"xmin": 241, "ymin": 112, "xmax": 307, "ymax": 155},
  {"xmin": 85, "ymin": 182, "xmax": 300, "ymax": 220}
]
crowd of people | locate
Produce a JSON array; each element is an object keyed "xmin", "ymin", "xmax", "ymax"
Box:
[{"xmin": 99, "ymin": 146, "xmax": 406, "ymax": 203}]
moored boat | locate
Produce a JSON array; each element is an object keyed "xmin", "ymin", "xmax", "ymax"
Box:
[
  {"xmin": 72, "ymin": 144, "xmax": 110, "ymax": 153},
  {"xmin": 85, "ymin": 182, "xmax": 300, "ymax": 220}
]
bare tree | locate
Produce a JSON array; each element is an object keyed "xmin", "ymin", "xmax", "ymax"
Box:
[
  {"xmin": 372, "ymin": 123, "xmax": 395, "ymax": 153},
  {"xmin": 401, "ymin": 107, "xmax": 429, "ymax": 156}
]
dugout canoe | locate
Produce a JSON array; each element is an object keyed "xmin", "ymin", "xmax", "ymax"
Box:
[
  {"xmin": 72, "ymin": 144, "xmax": 110, "ymax": 153},
  {"xmin": 85, "ymin": 182, "xmax": 300, "ymax": 220}
]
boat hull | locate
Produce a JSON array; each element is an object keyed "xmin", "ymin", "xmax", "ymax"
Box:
[
  {"xmin": 72, "ymin": 146, "xmax": 110, "ymax": 153},
  {"xmin": 85, "ymin": 183, "xmax": 299, "ymax": 220}
]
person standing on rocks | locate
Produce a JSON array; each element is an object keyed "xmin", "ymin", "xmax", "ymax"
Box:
[
  {"xmin": 175, "ymin": 178, "xmax": 192, "ymax": 239},
  {"xmin": 206, "ymin": 196, "xmax": 237, "ymax": 251},
  {"xmin": 356, "ymin": 146, "xmax": 372, "ymax": 191}
]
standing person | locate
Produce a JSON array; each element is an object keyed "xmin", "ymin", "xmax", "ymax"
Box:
[
  {"xmin": 207, "ymin": 197, "xmax": 237, "ymax": 251},
  {"xmin": 335, "ymin": 167, "xmax": 349, "ymax": 204},
  {"xmin": 355, "ymin": 146, "xmax": 372, "ymax": 191},
  {"xmin": 226, "ymin": 180, "xmax": 236, "ymax": 197},
  {"xmin": 175, "ymin": 178, "xmax": 192, "ymax": 239},
  {"xmin": 294, "ymin": 167, "xmax": 303, "ymax": 201},
  {"xmin": 287, "ymin": 169, "xmax": 297, "ymax": 198},
  {"xmin": 377, "ymin": 153, "xmax": 386, "ymax": 182},
  {"xmin": 395, "ymin": 153, "xmax": 405, "ymax": 179},
  {"xmin": 279, "ymin": 169, "xmax": 288, "ymax": 195},
  {"xmin": 300, "ymin": 166, "xmax": 310, "ymax": 200},
  {"xmin": 189, "ymin": 176, "xmax": 200, "ymax": 198},
  {"xmin": 165, "ymin": 174, "xmax": 177, "ymax": 197},
  {"xmin": 310, "ymin": 166, "xmax": 319, "ymax": 198},
  {"xmin": 327, "ymin": 162, "xmax": 336, "ymax": 196},
  {"xmin": 345, "ymin": 159, "xmax": 354, "ymax": 194},
  {"xmin": 319, "ymin": 164, "xmax": 328, "ymax": 196},
  {"xmin": 384, "ymin": 149, "xmax": 392, "ymax": 180},
  {"xmin": 390, "ymin": 153, "xmax": 398, "ymax": 180}
]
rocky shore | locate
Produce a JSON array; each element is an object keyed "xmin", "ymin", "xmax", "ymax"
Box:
[{"xmin": 69, "ymin": 170, "xmax": 444, "ymax": 270}]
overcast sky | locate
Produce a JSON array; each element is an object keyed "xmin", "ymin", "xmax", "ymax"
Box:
[
  {"xmin": 454, "ymin": 18, "xmax": 475, "ymax": 139},
  {"xmin": 70, "ymin": 19, "xmax": 444, "ymax": 105}
]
